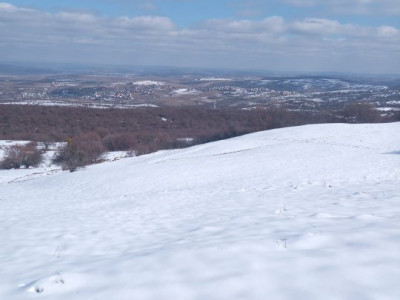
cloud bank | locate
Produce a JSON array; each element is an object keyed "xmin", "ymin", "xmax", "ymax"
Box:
[{"xmin": 0, "ymin": 2, "xmax": 399, "ymax": 73}]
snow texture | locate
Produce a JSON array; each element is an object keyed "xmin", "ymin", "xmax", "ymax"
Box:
[{"xmin": 1, "ymin": 123, "xmax": 400, "ymax": 299}]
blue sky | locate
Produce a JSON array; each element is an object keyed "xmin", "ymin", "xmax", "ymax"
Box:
[{"xmin": 1, "ymin": 0, "xmax": 399, "ymax": 73}]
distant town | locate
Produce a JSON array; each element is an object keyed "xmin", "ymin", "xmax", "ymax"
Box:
[{"xmin": 1, "ymin": 69, "xmax": 399, "ymax": 116}]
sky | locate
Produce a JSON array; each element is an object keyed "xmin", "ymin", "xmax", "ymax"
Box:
[{"xmin": 0, "ymin": 0, "xmax": 399, "ymax": 74}]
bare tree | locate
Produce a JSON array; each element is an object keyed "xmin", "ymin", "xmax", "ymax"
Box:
[{"xmin": 0, "ymin": 142, "xmax": 43, "ymax": 169}]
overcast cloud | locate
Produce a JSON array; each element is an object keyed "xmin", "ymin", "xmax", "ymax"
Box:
[{"xmin": 0, "ymin": 1, "xmax": 399, "ymax": 73}]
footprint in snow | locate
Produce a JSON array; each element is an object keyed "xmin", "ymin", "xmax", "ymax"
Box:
[
  {"xmin": 275, "ymin": 239, "xmax": 288, "ymax": 249},
  {"xmin": 20, "ymin": 273, "xmax": 65, "ymax": 294},
  {"xmin": 353, "ymin": 191, "xmax": 372, "ymax": 198},
  {"xmin": 309, "ymin": 212, "xmax": 336, "ymax": 219},
  {"xmin": 275, "ymin": 206, "xmax": 287, "ymax": 214}
]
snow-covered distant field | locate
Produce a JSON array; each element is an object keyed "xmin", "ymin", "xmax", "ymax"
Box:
[
  {"xmin": 173, "ymin": 88, "xmax": 198, "ymax": 95},
  {"xmin": 199, "ymin": 77, "xmax": 233, "ymax": 81},
  {"xmin": 0, "ymin": 101, "xmax": 159, "ymax": 109},
  {"xmin": 132, "ymin": 80, "xmax": 165, "ymax": 86},
  {"xmin": 1, "ymin": 123, "xmax": 400, "ymax": 300}
]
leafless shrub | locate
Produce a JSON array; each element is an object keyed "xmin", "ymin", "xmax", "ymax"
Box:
[
  {"xmin": 0, "ymin": 142, "xmax": 43, "ymax": 169},
  {"xmin": 102, "ymin": 133, "xmax": 136, "ymax": 151},
  {"xmin": 53, "ymin": 132, "xmax": 105, "ymax": 172},
  {"xmin": 341, "ymin": 103, "xmax": 381, "ymax": 123}
]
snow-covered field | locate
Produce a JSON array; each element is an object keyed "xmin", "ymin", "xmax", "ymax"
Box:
[
  {"xmin": 173, "ymin": 88, "xmax": 198, "ymax": 95},
  {"xmin": 199, "ymin": 77, "xmax": 233, "ymax": 81},
  {"xmin": 0, "ymin": 101, "xmax": 159, "ymax": 109},
  {"xmin": 1, "ymin": 123, "xmax": 400, "ymax": 299},
  {"xmin": 132, "ymin": 80, "xmax": 165, "ymax": 86}
]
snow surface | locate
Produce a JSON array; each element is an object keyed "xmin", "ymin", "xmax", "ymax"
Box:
[
  {"xmin": 0, "ymin": 101, "xmax": 159, "ymax": 109},
  {"xmin": 1, "ymin": 123, "xmax": 400, "ymax": 300},
  {"xmin": 173, "ymin": 88, "xmax": 198, "ymax": 95},
  {"xmin": 376, "ymin": 107, "xmax": 400, "ymax": 112},
  {"xmin": 132, "ymin": 81, "xmax": 165, "ymax": 86},
  {"xmin": 199, "ymin": 77, "xmax": 233, "ymax": 81}
]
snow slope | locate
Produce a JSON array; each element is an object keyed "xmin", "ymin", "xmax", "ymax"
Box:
[{"xmin": 1, "ymin": 123, "xmax": 400, "ymax": 300}]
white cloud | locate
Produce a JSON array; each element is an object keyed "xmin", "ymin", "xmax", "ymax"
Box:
[
  {"xmin": 201, "ymin": 17, "xmax": 285, "ymax": 34},
  {"xmin": 115, "ymin": 16, "xmax": 176, "ymax": 31},
  {"xmin": 0, "ymin": 2, "xmax": 399, "ymax": 73},
  {"xmin": 284, "ymin": 0, "xmax": 400, "ymax": 15},
  {"xmin": 377, "ymin": 26, "xmax": 399, "ymax": 38},
  {"xmin": 56, "ymin": 12, "xmax": 97, "ymax": 23},
  {"xmin": 292, "ymin": 19, "xmax": 341, "ymax": 35}
]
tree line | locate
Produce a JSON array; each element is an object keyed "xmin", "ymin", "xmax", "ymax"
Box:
[{"xmin": 1, "ymin": 103, "xmax": 395, "ymax": 171}]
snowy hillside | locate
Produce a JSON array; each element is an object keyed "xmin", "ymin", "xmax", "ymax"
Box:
[{"xmin": 1, "ymin": 123, "xmax": 400, "ymax": 300}]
